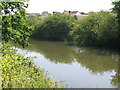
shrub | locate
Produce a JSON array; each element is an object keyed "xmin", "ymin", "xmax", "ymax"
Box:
[
  {"xmin": 26, "ymin": 14, "xmax": 41, "ymax": 27},
  {"xmin": 70, "ymin": 11, "xmax": 118, "ymax": 48},
  {"xmin": 32, "ymin": 13, "xmax": 76, "ymax": 41},
  {"xmin": 1, "ymin": 46, "xmax": 60, "ymax": 88}
]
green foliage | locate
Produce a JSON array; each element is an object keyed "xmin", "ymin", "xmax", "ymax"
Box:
[
  {"xmin": 70, "ymin": 12, "xmax": 97, "ymax": 46},
  {"xmin": 1, "ymin": 1, "xmax": 61, "ymax": 88},
  {"xmin": 32, "ymin": 13, "xmax": 76, "ymax": 41},
  {"xmin": 112, "ymin": 0, "xmax": 120, "ymax": 48},
  {"xmin": 0, "ymin": 0, "xmax": 29, "ymax": 2},
  {"xmin": 0, "ymin": 14, "xmax": 2, "ymax": 41},
  {"xmin": 1, "ymin": 47, "xmax": 60, "ymax": 88},
  {"xmin": 1, "ymin": 2, "xmax": 33, "ymax": 47},
  {"xmin": 26, "ymin": 14, "xmax": 41, "ymax": 26},
  {"xmin": 112, "ymin": 0, "xmax": 120, "ymax": 14},
  {"xmin": 70, "ymin": 11, "xmax": 118, "ymax": 48}
]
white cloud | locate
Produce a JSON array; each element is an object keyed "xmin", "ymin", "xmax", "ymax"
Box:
[{"xmin": 26, "ymin": 0, "xmax": 113, "ymax": 13}]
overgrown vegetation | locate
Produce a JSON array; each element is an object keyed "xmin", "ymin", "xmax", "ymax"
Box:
[
  {"xmin": 26, "ymin": 14, "xmax": 41, "ymax": 27},
  {"xmin": 2, "ymin": 2, "xmax": 33, "ymax": 47},
  {"xmin": 1, "ymin": 1, "xmax": 60, "ymax": 88},
  {"xmin": 1, "ymin": 45, "xmax": 59, "ymax": 88},
  {"xmin": 70, "ymin": 11, "xmax": 118, "ymax": 48},
  {"xmin": 29, "ymin": 1, "xmax": 119, "ymax": 49},
  {"xmin": 1, "ymin": 0, "xmax": 119, "ymax": 88},
  {"xmin": 32, "ymin": 13, "xmax": 76, "ymax": 41},
  {"xmin": 30, "ymin": 11, "xmax": 118, "ymax": 48}
]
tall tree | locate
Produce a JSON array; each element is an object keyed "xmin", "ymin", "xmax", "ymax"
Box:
[{"xmin": 1, "ymin": 1, "xmax": 33, "ymax": 47}]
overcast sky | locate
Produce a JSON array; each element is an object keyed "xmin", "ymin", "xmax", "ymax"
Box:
[{"xmin": 26, "ymin": 0, "xmax": 114, "ymax": 13}]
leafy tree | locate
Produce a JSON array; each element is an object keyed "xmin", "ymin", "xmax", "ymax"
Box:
[
  {"xmin": 70, "ymin": 11, "xmax": 118, "ymax": 48},
  {"xmin": 70, "ymin": 12, "xmax": 98, "ymax": 46},
  {"xmin": 26, "ymin": 14, "xmax": 41, "ymax": 26},
  {"xmin": 112, "ymin": 0, "xmax": 120, "ymax": 49},
  {"xmin": 112, "ymin": 0, "xmax": 120, "ymax": 14},
  {"xmin": 1, "ymin": 1, "xmax": 60, "ymax": 88},
  {"xmin": 33, "ymin": 13, "xmax": 76, "ymax": 41},
  {"xmin": 1, "ymin": 1, "xmax": 33, "ymax": 47}
]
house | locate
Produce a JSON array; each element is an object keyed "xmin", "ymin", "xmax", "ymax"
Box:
[
  {"xmin": 80, "ymin": 12, "xmax": 88, "ymax": 15},
  {"xmin": 70, "ymin": 11, "xmax": 79, "ymax": 16},
  {"xmin": 63, "ymin": 10, "xmax": 88, "ymax": 20},
  {"xmin": 53, "ymin": 11, "xmax": 62, "ymax": 14},
  {"xmin": 63, "ymin": 10, "xmax": 88, "ymax": 16},
  {"xmin": 63, "ymin": 10, "xmax": 70, "ymax": 14},
  {"xmin": 76, "ymin": 15, "xmax": 87, "ymax": 20},
  {"xmin": 40, "ymin": 11, "xmax": 50, "ymax": 18},
  {"xmin": 63, "ymin": 10, "xmax": 79, "ymax": 16}
]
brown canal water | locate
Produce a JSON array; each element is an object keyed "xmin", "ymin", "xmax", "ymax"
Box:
[{"xmin": 15, "ymin": 39, "xmax": 119, "ymax": 88}]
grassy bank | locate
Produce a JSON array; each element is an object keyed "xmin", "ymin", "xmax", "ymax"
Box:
[{"xmin": 1, "ymin": 45, "xmax": 61, "ymax": 88}]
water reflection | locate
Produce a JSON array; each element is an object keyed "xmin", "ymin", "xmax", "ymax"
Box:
[
  {"xmin": 27, "ymin": 40, "xmax": 75, "ymax": 64},
  {"xmin": 18, "ymin": 39, "xmax": 119, "ymax": 87}
]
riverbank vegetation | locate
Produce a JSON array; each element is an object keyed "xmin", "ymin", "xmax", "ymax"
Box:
[
  {"xmin": 1, "ymin": 1, "xmax": 60, "ymax": 88},
  {"xmin": 1, "ymin": 45, "xmax": 59, "ymax": 88},
  {"xmin": 31, "ymin": 14, "xmax": 76, "ymax": 41},
  {"xmin": 70, "ymin": 11, "xmax": 118, "ymax": 48},
  {"xmin": 30, "ymin": 1, "xmax": 119, "ymax": 49},
  {"xmin": 1, "ymin": 0, "xmax": 119, "ymax": 88}
]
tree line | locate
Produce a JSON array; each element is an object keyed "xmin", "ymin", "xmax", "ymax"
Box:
[{"xmin": 27, "ymin": 6, "xmax": 119, "ymax": 48}]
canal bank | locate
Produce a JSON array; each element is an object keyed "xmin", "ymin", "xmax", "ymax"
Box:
[{"xmin": 1, "ymin": 46, "xmax": 61, "ymax": 88}]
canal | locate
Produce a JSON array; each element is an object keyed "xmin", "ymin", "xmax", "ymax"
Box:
[{"xmin": 15, "ymin": 39, "xmax": 119, "ymax": 88}]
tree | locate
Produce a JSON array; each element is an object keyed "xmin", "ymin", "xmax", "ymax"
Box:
[
  {"xmin": 1, "ymin": 1, "xmax": 33, "ymax": 47},
  {"xmin": 33, "ymin": 13, "xmax": 76, "ymax": 41},
  {"xmin": 112, "ymin": 0, "xmax": 120, "ymax": 14},
  {"xmin": 26, "ymin": 14, "xmax": 41, "ymax": 26},
  {"xmin": 70, "ymin": 11, "xmax": 118, "ymax": 48},
  {"xmin": 112, "ymin": 0, "xmax": 120, "ymax": 49}
]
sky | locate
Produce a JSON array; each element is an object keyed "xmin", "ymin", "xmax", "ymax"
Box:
[{"xmin": 26, "ymin": 0, "xmax": 114, "ymax": 14}]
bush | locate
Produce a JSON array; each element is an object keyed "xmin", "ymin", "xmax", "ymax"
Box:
[
  {"xmin": 32, "ymin": 13, "xmax": 76, "ymax": 41},
  {"xmin": 70, "ymin": 11, "xmax": 118, "ymax": 48},
  {"xmin": 1, "ymin": 46, "xmax": 60, "ymax": 88},
  {"xmin": 70, "ymin": 12, "xmax": 98, "ymax": 46},
  {"xmin": 26, "ymin": 14, "xmax": 41, "ymax": 26}
]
